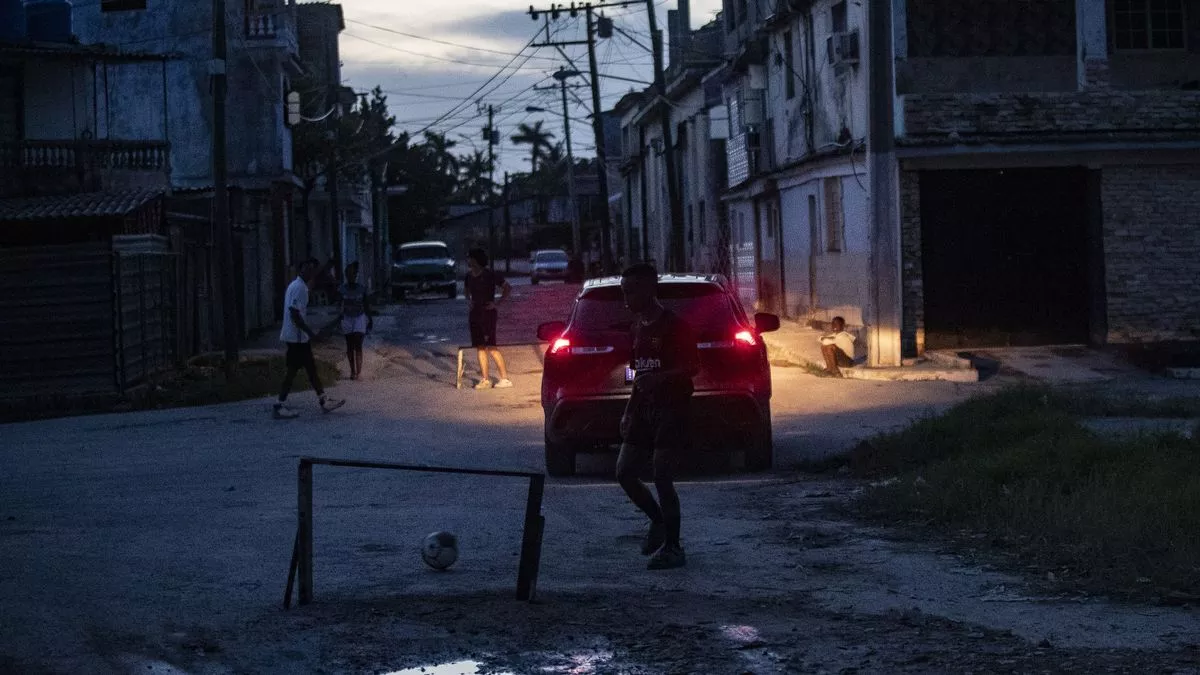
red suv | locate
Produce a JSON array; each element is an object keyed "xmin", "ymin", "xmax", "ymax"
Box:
[{"xmin": 536, "ymin": 274, "xmax": 781, "ymax": 477}]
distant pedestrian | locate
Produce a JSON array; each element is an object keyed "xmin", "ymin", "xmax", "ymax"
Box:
[
  {"xmin": 465, "ymin": 248, "xmax": 514, "ymax": 389},
  {"xmin": 819, "ymin": 316, "xmax": 856, "ymax": 377},
  {"xmin": 338, "ymin": 261, "xmax": 373, "ymax": 380},
  {"xmin": 274, "ymin": 257, "xmax": 345, "ymax": 419},
  {"xmin": 617, "ymin": 263, "xmax": 699, "ymax": 570}
]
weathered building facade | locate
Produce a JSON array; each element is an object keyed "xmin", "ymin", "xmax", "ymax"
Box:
[{"xmin": 618, "ymin": 0, "xmax": 1200, "ymax": 364}]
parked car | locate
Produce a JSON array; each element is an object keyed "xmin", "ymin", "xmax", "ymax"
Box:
[
  {"xmin": 392, "ymin": 241, "xmax": 457, "ymax": 301},
  {"xmin": 529, "ymin": 249, "xmax": 570, "ymax": 284},
  {"xmin": 536, "ymin": 274, "xmax": 781, "ymax": 477}
]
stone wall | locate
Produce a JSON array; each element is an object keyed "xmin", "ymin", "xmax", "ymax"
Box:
[
  {"xmin": 1102, "ymin": 164, "xmax": 1200, "ymax": 343},
  {"xmin": 899, "ymin": 170, "xmax": 924, "ymax": 356},
  {"xmin": 902, "ymin": 90, "xmax": 1200, "ymax": 138}
]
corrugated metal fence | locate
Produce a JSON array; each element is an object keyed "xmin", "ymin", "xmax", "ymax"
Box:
[{"xmin": 0, "ymin": 244, "xmax": 179, "ymax": 397}]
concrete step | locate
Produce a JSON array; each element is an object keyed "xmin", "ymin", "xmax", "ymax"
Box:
[{"xmin": 842, "ymin": 364, "xmax": 980, "ymax": 383}]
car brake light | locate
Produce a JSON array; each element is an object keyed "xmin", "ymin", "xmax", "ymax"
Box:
[
  {"xmin": 734, "ymin": 330, "xmax": 757, "ymax": 347},
  {"xmin": 550, "ymin": 337, "xmax": 571, "ymax": 355}
]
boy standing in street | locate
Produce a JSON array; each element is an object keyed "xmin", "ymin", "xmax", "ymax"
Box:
[
  {"xmin": 274, "ymin": 257, "xmax": 345, "ymax": 419},
  {"xmin": 465, "ymin": 248, "xmax": 513, "ymax": 390},
  {"xmin": 617, "ymin": 263, "xmax": 699, "ymax": 570}
]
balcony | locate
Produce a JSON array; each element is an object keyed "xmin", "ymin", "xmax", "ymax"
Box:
[
  {"xmin": 0, "ymin": 139, "xmax": 170, "ymax": 197},
  {"xmin": 244, "ymin": 0, "xmax": 299, "ymax": 57}
]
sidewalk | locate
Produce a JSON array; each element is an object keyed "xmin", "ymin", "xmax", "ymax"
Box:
[{"xmin": 761, "ymin": 319, "xmax": 981, "ymax": 383}]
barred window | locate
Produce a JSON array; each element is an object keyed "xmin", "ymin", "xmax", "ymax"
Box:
[{"xmin": 1113, "ymin": 0, "xmax": 1186, "ymax": 50}]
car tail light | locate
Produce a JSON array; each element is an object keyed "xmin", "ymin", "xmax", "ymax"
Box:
[
  {"xmin": 734, "ymin": 330, "xmax": 757, "ymax": 347},
  {"xmin": 550, "ymin": 337, "xmax": 571, "ymax": 355}
]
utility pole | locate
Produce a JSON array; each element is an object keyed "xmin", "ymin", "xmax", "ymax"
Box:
[
  {"xmin": 557, "ymin": 71, "xmax": 581, "ymax": 256},
  {"xmin": 482, "ymin": 103, "xmax": 499, "ymax": 258},
  {"xmin": 503, "ymin": 172, "xmax": 513, "ymax": 274},
  {"xmin": 327, "ymin": 84, "xmax": 343, "ymax": 281},
  {"xmin": 528, "ymin": 1, "xmax": 645, "ymax": 272},
  {"xmin": 585, "ymin": 5, "xmax": 614, "ymax": 273},
  {"xmin": 867, "ymin": 0, "xmax": 901, "ymax": 367},
  {"xmin": 646, "ymin": 0, "xmax": 685, "ymax": 272},
  {"xmin": 212, "ymin": 0, "xmax": 238, "ymax": 373}
]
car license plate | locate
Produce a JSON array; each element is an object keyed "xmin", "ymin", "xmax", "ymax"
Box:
[{"xmin": 625, "ymin": 367, "xmax": 635, "ymax": 384}]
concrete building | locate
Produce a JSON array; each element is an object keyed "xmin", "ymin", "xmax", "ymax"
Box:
[
  {"xmin": 72, "ymin": 0, "xmax": 305, "ymax": 336},
  {"xmin": 617, "ymin": 0, "xmax": 1200, "ymax": 365}
]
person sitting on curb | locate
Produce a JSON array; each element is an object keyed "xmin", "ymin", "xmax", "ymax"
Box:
[{"xmin": 819, "ymin": 316, "xmax": 856, "ymax": 378}]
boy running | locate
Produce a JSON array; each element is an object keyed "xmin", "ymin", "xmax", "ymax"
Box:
[
  {"xmin": 338, "ymin": 261, "xmax": 373, "ymax": 380},
  {"xmin": 464, "ymin": 248, "xmax": 513, "ymax": 390},
  {"xmin": 274, "ymin": 257, "xmax": 345, "ymax": 419},
  {"xmin": 616, "ymin": 263, "xmax": 699, "ymax": 570}
]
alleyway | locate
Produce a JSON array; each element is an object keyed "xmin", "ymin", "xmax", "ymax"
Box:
[{"xmin": 2, "ymin": 281, "xmax": 1198, "ymax": 674}]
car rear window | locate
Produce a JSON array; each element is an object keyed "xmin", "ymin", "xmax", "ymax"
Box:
[
  {"xmin": 536, "ymin": 251, "xmax": 568, "ymax": 262},
  {"xmin": 573, "ymin": 284, "xmax": 741, "ymax": 332}
]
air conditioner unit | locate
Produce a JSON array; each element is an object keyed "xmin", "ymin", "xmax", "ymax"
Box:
[{"xmin": 826, "ymin": 30, "xmax": 860, "ymax": 67}]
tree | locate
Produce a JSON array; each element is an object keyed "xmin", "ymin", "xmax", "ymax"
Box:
[
  {"xmin": 511, "ymin": 121, "xmax": 555, "ymax": 173},
  {"xmin": 456, "ymin": 150, "xmax": 494, "ymax": 204},
  {"xmin": 291, "ymin": 77, "xmax": 396, "ymax": 258},
  {"xmin": 384, "ymin": 131, "xmax": 461, "ymax": 244}
]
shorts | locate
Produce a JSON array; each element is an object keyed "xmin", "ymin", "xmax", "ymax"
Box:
[
  {"xmin": 469, "ymin": 309, "xmax": 498, "ymax": 347},
  {"xmin": 341, "ymin": 314, "xmax": 368, "ymax": 335},
  {"xmin": 622, "ymin": 398, "xmax": 690, "ymax": 452},
  {"xmin": 285, "ymin": 342, "xmax": 316, "ymax": 371}
]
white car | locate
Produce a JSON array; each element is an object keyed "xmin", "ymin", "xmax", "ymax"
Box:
[{"xmin": 529, "ymin": 249, "xmax": 570, "ymax": 284}]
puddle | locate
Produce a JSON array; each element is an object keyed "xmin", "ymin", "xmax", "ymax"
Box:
[{"xmin": 383, "ymin": 661, "xmax": 512, "ymax": 675}]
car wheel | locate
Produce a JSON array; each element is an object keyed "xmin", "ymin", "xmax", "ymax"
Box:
[
  {"xmin": 544, "ymin": 434, "xmax": 577, "ymax": 477},
  {"xmin": 745, "ymin": 409, "xmax": 773, "ymax": 472},
  {"xmin": 531, "ymin": 276, "xmax": 540, "ymax": 285},
  {"xmin": 393, "ymin": 288, "xmax": 406, "ymax": 302},
  {"xmin": 446, "ymin": 285, "xmax": 457, "ymax": 299}
]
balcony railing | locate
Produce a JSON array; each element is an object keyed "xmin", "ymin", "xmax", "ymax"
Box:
[
  {"xmin": 0, "ymin": 139, "xmax": 169, "ymax": 171},
  {"xmin": 244, "ymin": 0, "xmax": 298, "ymax": 54}
]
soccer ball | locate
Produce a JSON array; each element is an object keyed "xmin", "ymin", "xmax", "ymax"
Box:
[{"xmin": 421, "ymin": 531, "xmax": 459, "ymax": 570}]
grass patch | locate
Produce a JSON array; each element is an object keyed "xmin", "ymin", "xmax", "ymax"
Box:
[
  {"xmin": 850, "ymin": 385, "xmax": 1200, "ymax": 598},
  {"xmin": 0, "ymin": 353, "xmax": 340, "ymax": 423}
]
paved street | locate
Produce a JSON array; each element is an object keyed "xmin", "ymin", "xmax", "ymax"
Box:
[{"xmin": 3, "ymin": 281, "xmax": 1198, "ymax": 674}]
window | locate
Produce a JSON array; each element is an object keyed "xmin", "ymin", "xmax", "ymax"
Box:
[
  {"xmin": 823, "ymin": 177, "xmax": 844, "ymax": 253},
  {"xmin": 575, "ymin": 284, "xmax": 739, "ymax": 334},
  {"xmin": 1113, "ymin": 0, "xmax": 1186, "ymax": 50},
  {"xmin": 102, "ymin": 0, "xmax": 147, "ymax": 11},
  {"xmin": 831, "ymin": 1, "xmax": 848, "ymax": 34},
  {"xmin": 783, "ymin": 31, "xmax": 796, "ymax": 100}
]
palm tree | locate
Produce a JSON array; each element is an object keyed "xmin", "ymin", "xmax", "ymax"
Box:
[
  {"xmin": 422, "ymin": 131, "xmax": 459, "ymax": 177},
  {"xmin": 511, "ymin": 121, "xmax": 555, "ymax": 172},
  {"xmin": 457, "ymin": 150, "xmax": 494, "ymax": 204}
]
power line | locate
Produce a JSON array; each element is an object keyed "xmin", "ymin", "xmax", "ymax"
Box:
[
  {"xmin": 345, "ymin": 19, "xmax": 563, "ymax": 62},
  {"xmin": 343, "ymin": 32, "xmax": 549, "ymax": 71}
]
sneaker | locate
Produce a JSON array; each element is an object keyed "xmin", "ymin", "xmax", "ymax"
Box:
[
  {"xmin": 319, "ymin": 396, "xmax": 345, "ymax": 413},
  {"xmin": 273, "ymin": 404, "xmax": 299, "ymax": 420},
  {"xmin": 474, "ymin": 379, "xmax": 493, "ymax": 390},
  {"xmin": 647, "ymin": 544, "xmax": 686, "ymax": 570},
  {"xmin": 640, "ymin": 522, "xmax": 666, "ymax": 556},
  {"xmin": 494, "ymin": 378, "xmax": 514, "ymax": 389}
]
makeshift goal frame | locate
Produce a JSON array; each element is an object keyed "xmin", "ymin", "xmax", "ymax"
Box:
[{"xmin": 283, "ymin": 456, "xmax": 546, "ymax": 607}]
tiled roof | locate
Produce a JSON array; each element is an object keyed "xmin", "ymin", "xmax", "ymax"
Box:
[{"xmin": 0, "ymin": 189, "xmax": 165, "ymax": 222}]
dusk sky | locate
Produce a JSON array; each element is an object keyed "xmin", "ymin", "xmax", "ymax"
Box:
[{"xmin": 333, "ymin": 0, "xmax": 724, "ymax": 174}]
